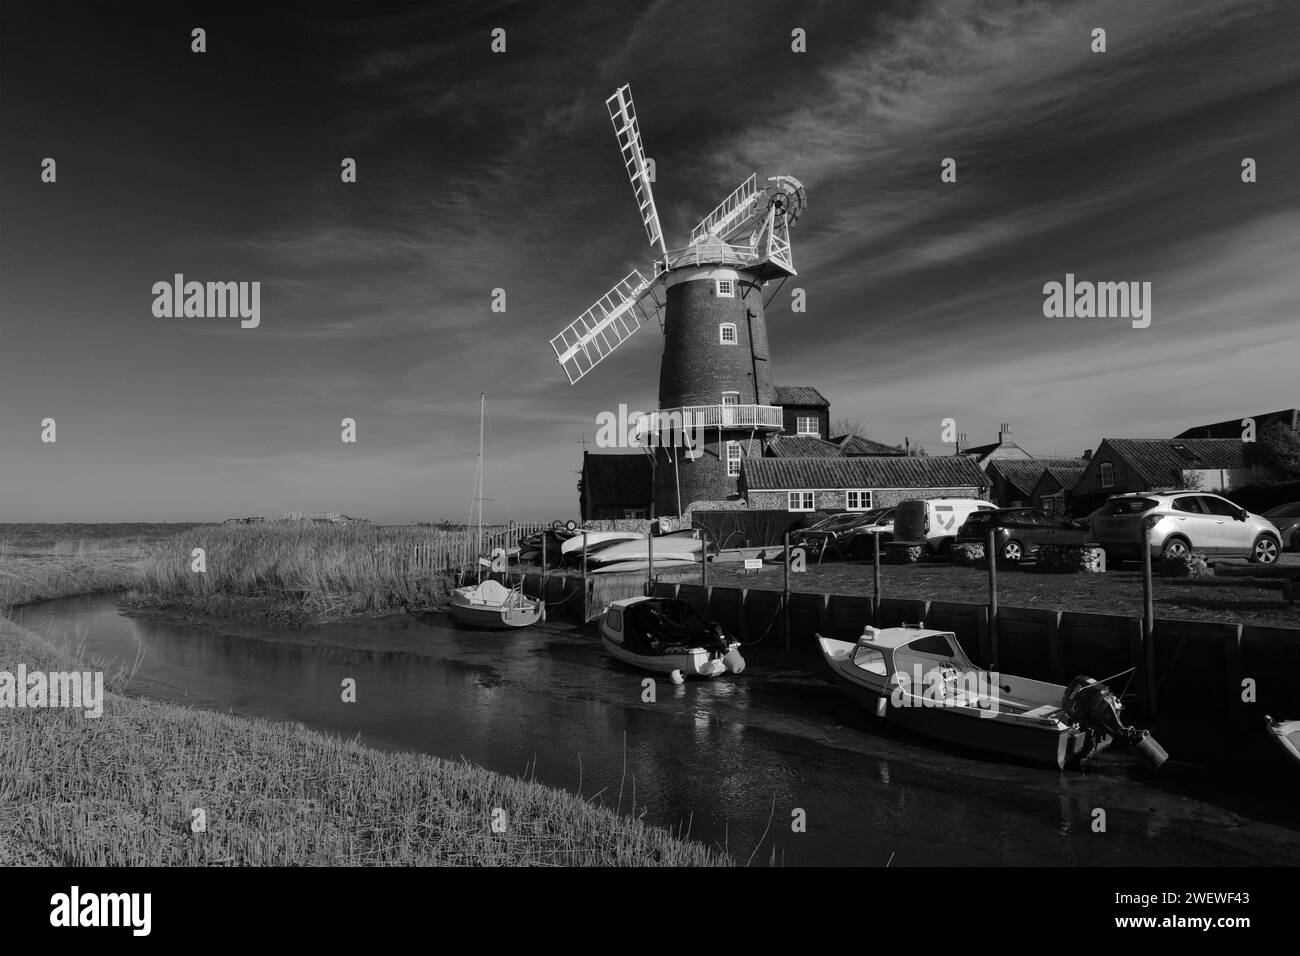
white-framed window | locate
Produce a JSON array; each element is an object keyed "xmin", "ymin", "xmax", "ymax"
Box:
[
  {"xmin": 726, "ymin": 441, "xmax": 742, "ymax": 477},
  {"xmin": 796, "ymin": 416, "xmax": 820, "ymax": 437},
  {"xmin": 716, "ymin": 278, "xmax": 735, "ymax": 297},
  {"xmin": 788, "ymin": 490, "xmax": 815, "ymax": 512},
  {"xmin": 719, "ymin": 323, "xmax": 737, "ymax": 344},
  {"xmin": 1099, "ymin": 462, "xmax": 1115, "ymax": 489},
  {"xmin": 846, "ymin": 490, "xmax": 872, "ymax": 511}
]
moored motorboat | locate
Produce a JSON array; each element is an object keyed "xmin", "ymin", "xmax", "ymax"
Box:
[
  {"xmin": 1264, "ymin": 715, "xmax": 1300, "ymax": 765},
  {"xmin": 816, "ymin": 625, "xmax": 1166, "ymax": 770},
  {"xmin": 448, "ymin": 579, "xmax": 544, "ymax": 629},
  {"xmin": 599, "ymin": 596, "xmax": 745, "ymax": 680}
]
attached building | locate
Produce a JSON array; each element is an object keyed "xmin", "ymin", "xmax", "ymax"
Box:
[
  {"xmin": 740, "ymin": 455, "xmax": 991, "ymax": 513},
  {"xmin": 984, "ymin": 457, "xmax": 1091, "ymax": 508},
  {"xmin": 1071, "ymin": 438, "xmax": 1249, "ymax": 515}
]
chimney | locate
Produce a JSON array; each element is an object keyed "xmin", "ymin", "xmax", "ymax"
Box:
[
  {"xmin": 998, "ymin": 422, "xmax": 1011, "ymax": 443},
  {"xmin": 904, "ymin": 436, "xmax": 911, "ymax": 455},
  {"xmin": 957, "ymin": 432, "xmax": 967, "ymax": 454},
  {"xmin": 1082, "ymin": 449, "xmax": 1092, "ymax": 460}
]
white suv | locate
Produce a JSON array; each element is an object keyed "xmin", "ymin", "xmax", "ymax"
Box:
[{"xmin": 1088, "ymin": 492, "xmax": 1283, "ymax": 564}]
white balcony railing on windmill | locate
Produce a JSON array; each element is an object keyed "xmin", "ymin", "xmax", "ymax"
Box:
[
  {"xmin": 658, "ymin": 242, "xmax": 761, "ymax": 272},
  {"xmin": 635, "ymin": 404, "xmax": 784, "ymax": 433}
]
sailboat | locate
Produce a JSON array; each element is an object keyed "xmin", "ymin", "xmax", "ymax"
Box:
[{"xmin": 447, "ymin": 394, "xmax": 545, "ymax": 630}]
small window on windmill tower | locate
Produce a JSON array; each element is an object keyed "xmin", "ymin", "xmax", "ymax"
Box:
[
  {"xmin": 719, "ymin": 323, "xmax": 737, "ymax": 344},
  {"xmin": 716, "ymin": 278, "xmax": 735, "ymax": 297},
  {"xmin": 726, "ymin": 441, "xmax": 742, "ymax": 477}
]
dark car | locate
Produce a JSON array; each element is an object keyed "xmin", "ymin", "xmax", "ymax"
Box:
[
  {"xmin": 1262, "ymin": 502, "xmax": 1300, "ymax": 552},
  {"xmin": 836, "ymin": 508, "xmax": 895, "ymax": 559},
  {"xmin": 793, "ymin": 512, "xmax": 868, "ymax": 558},
  {"xmin": 954, "ymin": 508, "xmax": 1088, "ymax": 563}
]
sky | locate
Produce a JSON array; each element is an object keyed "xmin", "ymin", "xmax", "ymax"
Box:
[{"xmin": 1, "ymin": 0, "xmax": 1297, "ymax": 523}]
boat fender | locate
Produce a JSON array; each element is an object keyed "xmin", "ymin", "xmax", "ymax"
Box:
[
  {"xmin": 723, "ymin": 647, "xmax": 746, "ymax": 674},
  {"xmin": 669, "ymin": 669, "xmax": 685, "ymax": 685},
  {"xmin": 1132, "ymin": 730, "xmax": 1168, "ymax": 770}
]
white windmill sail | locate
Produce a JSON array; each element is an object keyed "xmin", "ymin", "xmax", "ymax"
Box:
[
  {"xmin": 606, "ymin": 85, "xmax": 667, "ymax": 256},
  {"xmin": 550, "ymin": 269, "xmax": 656, "ymax": 385},
  {"xmin": 689, "ymin": 174, "xmax": 762, "ymax": 245}
]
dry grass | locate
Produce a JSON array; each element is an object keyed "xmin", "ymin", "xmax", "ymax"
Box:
[
  {"xmin": 125, "ymin": 524, "xmax": 456, "ymax": 624},
  {"xmin": 0, "ymin": 617, "xmax": 726, "ymax": 867},
  {"xmin": 0, "ymin": 546, "xmax": 147, "ymax": 611}
]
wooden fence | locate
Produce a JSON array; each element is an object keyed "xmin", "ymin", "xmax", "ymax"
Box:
[{"xmin": 399, "ymin": 523, "xmax": 552, "ymax": 575}]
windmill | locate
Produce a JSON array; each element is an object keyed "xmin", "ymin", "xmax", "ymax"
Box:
[{"xmin": 550, "ymin": 84, "xmax": 808, "ymax": 518}]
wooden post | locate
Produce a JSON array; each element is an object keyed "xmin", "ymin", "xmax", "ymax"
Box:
[
  {"xmin": 701, "ymin": 528, "xmax": 710, "ymax": 590},
  {"xmin": 782, "ymin": 531, "xmax": 791, "ymax": 651},
  {"xmin": 1140, "ymin": 517, "xmax": 1158, "ymax": 720},
  {"xmin": 540, "ymin": 529, "xmax": 547, "ymax": 586},
  {"xmin": 987, "ymin": 527, "xmax": 999, "ymax": 669},
  {"xmin": 647, "ymin": 531, "xmax": 654, "ymax": 597},
  {"xmin": 581, "ymin": 532, "xmax": 589, "ymax": 622},
  {"xmin": 872, "ymin": 531, "xmax": 881, "ymax": 626}
]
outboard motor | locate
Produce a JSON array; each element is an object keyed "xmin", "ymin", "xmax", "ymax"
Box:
[{"xmin": 1062, "ymin": 676, "xmax": 1168, "ymax": 770}]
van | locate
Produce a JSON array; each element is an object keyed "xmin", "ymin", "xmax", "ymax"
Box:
[{"xmin": 893, "ymin": 498, "xmax": 997, "ymax": 554}]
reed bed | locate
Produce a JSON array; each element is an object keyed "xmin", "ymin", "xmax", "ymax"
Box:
[
  {"xmin": 0, "ymin": 545, "xmax": 147, "ymax": 611},
  {"xmin": 125, "ymin": 524, "xmax": 468, "ymax": 624},
  {"xmin": 0, "ymin": 617, "xmax": 727, "ymax": 866}
]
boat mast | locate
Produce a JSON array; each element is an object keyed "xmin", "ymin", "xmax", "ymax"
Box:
[{"xmin": 476, "ymin": 393, "xmax": 485, "ymax": 582}]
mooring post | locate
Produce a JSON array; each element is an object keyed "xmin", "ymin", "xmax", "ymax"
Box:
[
  {"xmin": 581, "ymin": 532, "xmax": 589, "ymax": 622},
  {"xmin": 987, "ymin": 527, "xmax": 999, "ymax": 669},
  {"xmin": 700, "ymin": 527, "xmax": 710, "ymax": 590},
  {"xmin": 1140, "ymin": 517, "xmax": 1158, "ymax": 720},
  {"xmin": 647, "ymin": 530, "xmax": 654, "ymax": 597},
  {"xmin": 872, "ymin": 531, "xmax": 881, "ymax": 626},
  {"xmin": 540, "ymin": 530, "xmax": 547, "ymax": 587},
  {"xmin": 782, "ymin": 531, "xmax": 791, "ymax": 651}
]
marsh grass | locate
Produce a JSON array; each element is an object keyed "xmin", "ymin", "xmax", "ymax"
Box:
[
  {"xmin": 0, "ymin": 617, "xmax": 728, "ymax": 867},
  {"xmin": 126, "ymin": 524, "xmax": 457, "ymax": 624},
  {"xmin": 0, "ymin": 544, "xmax": 148, "ymax": 611}
]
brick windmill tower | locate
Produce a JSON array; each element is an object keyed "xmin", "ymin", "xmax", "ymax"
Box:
[{"xmin": 551, "ymin": 85, "xmax": 807, "ymax": 518}]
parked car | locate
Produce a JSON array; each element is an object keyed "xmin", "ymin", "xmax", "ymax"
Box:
[
  {"xmin": 1087, "ymin": 492, "xmax": 1283, "ymax": 563},
  {"xmin": 1262, "ymin": 502, "xmax": 1300, "ymax": 552},
  {"xmin": 793, "ymin": 512, "xmax": 866, "ymax": 557},
  {"xmin": 954, "ymin": 508, "xmax": 1089, "ymax": 562},
  {"xmin": 795, "ymin": 509, "xmax": 889, "ymax": 559},
  {"xmin": 892, "ymin": 498, "xmax": 997, "ymax": 555},
  {"xmin": 836, "ymin": 507, "xmax": 896, "ymax": 559}
]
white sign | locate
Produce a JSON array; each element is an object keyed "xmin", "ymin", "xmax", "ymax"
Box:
[{"xmin": 743, "ymin": 558, "xmax": 763, "ymax": 571}]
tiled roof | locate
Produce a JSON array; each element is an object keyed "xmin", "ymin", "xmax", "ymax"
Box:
[
  {"xmin": 1100, "ymin": 438, "xmax": 1247, "ymax": 487},
  {"xmin": 835, "ymin": 435, "xmax": 907, "ymax": 456},
  {"xmin": 1176, "ymin": 409, "xmax": 1298, "ymax": 439},
  {"xmin": 582, "ymin": 453, "xmax": 652, "ymax": 502},
  {"xmin": 743, "ymin": 455, "xmax": 990, "ymax": 491},
  {"xmin": 773, "ymin": 385, "xmax": 829, "ymax": 407},
  {"xmin": 963, "ymin": 440, "xmax": 1028, "ymax": 459},
  {"xmin": 987, "ymin": 457, "xmax": 1089, "ymax": 497},
  {"xmin": 1040, "ymin": 462, "xmax": 1089, "ymax": 487},
  {"xmin": 766, "ymin": 435, "xmax": 844, "ymax": 458}
]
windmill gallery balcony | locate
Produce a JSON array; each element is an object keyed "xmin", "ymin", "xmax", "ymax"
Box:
[{"xmin": 632, "ymin": 404, "xmax": 784, "ymax": 438}]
